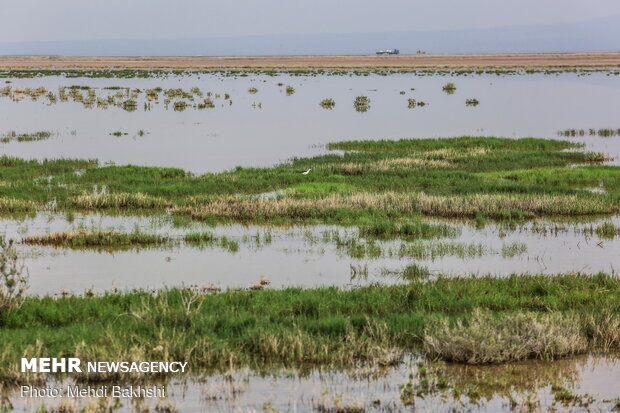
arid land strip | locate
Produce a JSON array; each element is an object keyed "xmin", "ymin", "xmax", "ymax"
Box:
[{"xmin": 1, "ymin": 53, "xmax": 620, "ymax": 71}]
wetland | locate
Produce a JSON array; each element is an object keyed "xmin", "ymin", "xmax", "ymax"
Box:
[{"xmin": 1, "ymin": 68, "xmax": 620, "ymax": 412}]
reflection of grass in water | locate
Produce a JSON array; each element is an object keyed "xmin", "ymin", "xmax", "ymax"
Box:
[
  {"xmin": 594, "ymin": 221, "xmax": 620, "ymax": 238},
  {"xmin": 558, "ymin": 128, "xmax": 620, "ymax": 137},
  {"xmin": 400, "ymin": 354, "xmax": 600, "ymax": 408},
  {"xmin": 0, "ymin": 131, "xmax": 52, "ymax": 143},
  {"xmin": 442, "ymin": 82, "xmax": 456, "ymax": 94},
  {"xmin": 353, "ymin": 95, "xmax": 370, "ymax": 112},
  {"xmin": 319, "ymin": 98, "xmax": 335, "ymax": 109}
]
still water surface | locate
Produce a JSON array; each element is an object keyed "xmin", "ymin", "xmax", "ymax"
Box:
[{"xmin": 1, "ymin": 72, "xmax": 619, "ymax": 173}]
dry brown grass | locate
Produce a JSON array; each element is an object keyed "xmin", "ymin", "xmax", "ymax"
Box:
[
  {"xmin": 0, "ymin": 197, "xmax": 37, "ymax": 213},
  {"xmin": 72, "ymin": 192, "xmax": 168, "ymax": 209},
  {"xmin": 174, "ymin": 192, "xmax": 613, "ymax": 220},
  {"xmin": 424, "ymin": 309, "xmax": 588, "ymax": 364},
  {"xmin": 3, "ymin": 53, "xmax": 620, "ymax": 70}
]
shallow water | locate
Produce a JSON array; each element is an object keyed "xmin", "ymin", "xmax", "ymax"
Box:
[
  {"xmin": 1, "ymin": 72, "xmax": 620, "ymax": 173},
  {"xmin": 4, "ymin": 213, "xmax": 620, "ymax": 294},
  {"xmin": 6, "ymin": 354, "xmax": 620, "ymax": 412}
]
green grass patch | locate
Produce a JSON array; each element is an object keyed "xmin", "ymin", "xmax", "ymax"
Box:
[
  {"xmin": 0, "ymin": 137, "xmax": 616, "ymax": 225},
  {"xmin": 1, "ymin": 274, "xmax": 620, "ymax": 383}
]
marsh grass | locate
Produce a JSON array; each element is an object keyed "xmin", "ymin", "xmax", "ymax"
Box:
[
  {"xmin": 353, "ymin": 96, "xmax": 370, "ymax": 112},
  {"xmin": 2, "ymin": 274, "xmax": 620, "ymax": 383},
  {"xmin": 72, "ymin": 193, "xmax": 168, "ymax": 209},
  {"xmin": 183, "ymin": 231, "xmax": 217, "ymax": 246},
  {"xmin": 0, "ymin": 131, "xmax": 52, "ymax": 143},
  {"xmin": 594, "ymin": 222, "xmax": 620, "ymax": 238},
  {"xmin": 359, "ymin": 220, "xmax": 458, "ymax": 239},
  {"xmin": 175, "ymin": 192, "xmax": 615, "ymax": 222},
  {"xmin": 442, "ymin": 82, "xmax": 456, "ymax": 94},
  {"xmin": 558, "ymin": 128, "xmax": 620, "ymax": 138},
  {"xmin": 320, "ymin": 98, "xmax": 335, "ymax": 109},
  {"xmin": 465, "ymin": 98, "xmax": 479, "ymax": 106},
  {"xmin": 0, "ymin": 137, "xmax": 616, "ymax": 224},
  {"xmin": 424, "ymin": 309, "xmax": 587, "ymax": 364},
  {"xmin": 21, "ymin": 230, "xmax": 170, "ymax": 249}
]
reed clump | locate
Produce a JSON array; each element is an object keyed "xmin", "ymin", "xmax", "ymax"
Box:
[
  {"xmin": 21, "ymin": 230, "xmax": 170, "ymax": 248},
  {"xmin": 424, "ymin": 309, "xmax": 587, "ymax": 364}
]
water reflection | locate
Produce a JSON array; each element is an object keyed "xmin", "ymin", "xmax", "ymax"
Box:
[
  {"xmin": 1, "ymin": 73, "xmax": 619, "ymax": 173},
  {"xmin": 1, "ymin": 213, "xmax": 619, "ymax": 294},
  {"xmin": 3, "ymin": 354, "xmax": 619, "ymax": 412}
]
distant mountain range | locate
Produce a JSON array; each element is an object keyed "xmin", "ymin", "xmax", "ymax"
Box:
[{"xmin": 1, "ymin": 16, "xmax": 618, "ymax": 56}]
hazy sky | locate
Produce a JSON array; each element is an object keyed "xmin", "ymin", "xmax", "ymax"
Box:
[{"xmin": 1, "ymin": 0, "xmax": 619, "ymax": 42}]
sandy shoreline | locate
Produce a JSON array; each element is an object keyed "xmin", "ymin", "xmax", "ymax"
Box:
[{"xmin": 1, "ymin": 53, "xmax": 620, "ymax": 71}]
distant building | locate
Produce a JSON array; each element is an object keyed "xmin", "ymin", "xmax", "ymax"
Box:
[{"xmin": 376, "ymin": 49, "xmax": 400, "ymax": 55}]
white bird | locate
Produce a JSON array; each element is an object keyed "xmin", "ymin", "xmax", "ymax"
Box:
[{"xmin": 301, "ymin": 168, "xmax": 312, "ymax": 175}]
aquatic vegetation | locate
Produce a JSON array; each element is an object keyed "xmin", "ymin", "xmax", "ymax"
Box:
[
  {"xmin": 173, "ymin": 101, "xmax": 187, "ymax": 112},
  {"xmin": 319, "ymin": 98, "xmax": 335, "ymax": 109},
  {"xmin": 442, "ymin": 82, "xmax": 456, "ymax": 94},
  {"xmin": 407, "ymin": 98, "xmax": 416, "ymax": 108},
  {"xmin": 0, "ymin": 198, "xmax": 37, "ymax": 214},
  {"xmin": 121, "ymin": 99, "xmax": 137, "ymax": 112},
  {"xmin": 109, "ymin": 131, "xmax": 127, "ymax": 137},
  {"xmin": 0, "ymin": 236, "xmax": 29, "ymax": 312},
  {"xmin": 0, "ymin": 131, "xmax": 52, "ymax": 143},
  {"xmin": 21, "ymin": 230, "xmax": 170, "ymax": 249},
  {"xmin": 285, "ymin": 85, "xmax": 295, "ymax": 95},
  {"xmin": 424, "ymin": 309, "xmax": 586, "ymax": 363},
  {"xmin": 359, "ymin": 220, "xmax": 458, "ymax": 239},
  {"xmin": 1, "ymin": 273, "xmax": 620, "ymax": 383},
  {"xmin": 72, "ymin": 192, "xmax": 168, "ymax": 209},
  {"xmin": 465, "ymin": 98, "xmax": 479, "ymax": 106},
  {"xmin": 558, "ymin": 128, "xmax": 620, "ymax": 138},
  {"xmin": 353, "ymin": 95, "xmax": 370, "ymax": 112},
  {"xmin": 0, "ymin": 137, "xmax": 615, "ymax": 224},
  {"xmin": 183, "ymin": 231, "xmax": 217, "ymax": 245},
  {"xmin": 401, "ymin": 263, "xmax": 431, "ymax": 280},
  {"xmin": 594, "ymin": 222, "xmax": 620, "ymax": 238}
]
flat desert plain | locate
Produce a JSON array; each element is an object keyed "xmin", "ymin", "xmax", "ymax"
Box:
[{"xmin": 2, "ymin": 52, "xmax": 620, "ymax": 70}]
